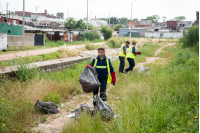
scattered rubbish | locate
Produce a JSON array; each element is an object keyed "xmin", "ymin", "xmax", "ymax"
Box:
[
  {"xmin": 34, "ymin": 100, "xmax": 60, "ymax": 114},
  {"xmin": 139, "ymin": 65, "xmax": 149, "ymax": 72},
  {"xmin": 67, "ymin": 95, "xmax": 114, "ymax": 120},
  {"xmin": 94, "ymin": 95, "xmax": 115, "ymax": 120},
  {"xmin": 79, "ymin": 67, "xmax": 101, "ymax": 93},
  {"xmin": 61, "ymin": 103, "xmax": 64, "ymax": 107}
]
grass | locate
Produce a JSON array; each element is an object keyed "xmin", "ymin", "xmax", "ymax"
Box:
[
  {"xmin": 62, "ymin": 43, "xmax": 199, "ymax": 133},
  {"xmin": 0, "ymin": 38, "xmax": 104, "ymax": 55},
  {"xmin": 0, "ymin": 60, "xmax": 91, "ymax": 133}
]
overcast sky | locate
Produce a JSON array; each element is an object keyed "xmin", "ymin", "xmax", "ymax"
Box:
[{"xmin": 0, "ymin": 0, "xmax": 199, "ymax": 22}]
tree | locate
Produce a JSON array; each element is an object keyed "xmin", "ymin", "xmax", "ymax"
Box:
[
  {"xmin": 74, "ymin": 19, "xmax": 86, "ymax": 29},
  {"xmin": 56, "ymin": 12, "xmax": 64, "ymax": 19},
  {"xmin": 110, "ymin": 17, "xmax": 119, "ymax": 24},
  {"xmin": 133, "ymin": 18, "xmax": 138, "ymax": 22},
  {"xmin": 173, "ymin": 16, "xmax": 186, "ymax": 22},
  {"xmin": 119, "ymin": 17, "xmax": 129, "ymax": 24},
  {"xmin": 114, "ymin": 24, "xmax": 125, "ymax": 31},
  {"xmin": 101, "ymin": 18, "xmax": 107, "ymax": 21},
  {"xmin": 162, "ymin": 16, "xmax": 167, "ymax": 22},
  {"xmin": 101, "ymin": 26, "xmax": 113, "ymax": 40},
  {"xmin": 51, "ymin": 14, "xmax": 54, "ymax": 16},
  {"xmin": 146, "ymin": 15, "xmax": 160, "ymax": 23},
  {"xmin": 64, "ymin": 18, "xmax": 75, "ymax": 29},
  {"xmin": 10, "ymin": 11, "xmax": 15, "ymax": 16},
  {"xmin": 88, "ymin": 24, "xmax": 93, "ymax": 30}
]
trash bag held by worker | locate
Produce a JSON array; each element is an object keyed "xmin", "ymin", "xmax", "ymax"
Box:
[
  {"xmin": 94, "ymin": 95, "xmax": 115, "ymax": 120},
  {"xmin": 34, "ymin": 100, "xmax": 60, "ymax": 114},
  {"xmin": 139, "ymin": 65, "xmax": 149, "ymax": 72},
  {"xmin": 79, "ymin": 67, "xmax": 101, "ymax": 93}
]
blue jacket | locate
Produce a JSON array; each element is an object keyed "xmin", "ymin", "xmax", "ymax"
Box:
[{"xmin": 90, "ymin": 55, "xmax": 114, "ymax": 79}]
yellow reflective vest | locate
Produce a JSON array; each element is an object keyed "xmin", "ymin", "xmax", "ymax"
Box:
[
  {"xmin": 126, "ymin": 46, "xmax": 135, "ymax": 59},
  {"xmin": 94, "ymin": 58, "xmax": 112, "ymax": 83},
  {"xmin": 119, "ymin": 43, "xmax": 126, "ymax": 57}
]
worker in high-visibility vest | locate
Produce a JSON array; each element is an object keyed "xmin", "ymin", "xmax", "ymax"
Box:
[
  {"xmin": 87, "ymin": 46, "xmax": 116, "ymax": 107},
  {"xmin": 119, "ymin": 41, "xmax": 130, "ymax": 73},
  {"xmin": 124, "ymin": 42, "xmax": 141, "ymax": 73}
]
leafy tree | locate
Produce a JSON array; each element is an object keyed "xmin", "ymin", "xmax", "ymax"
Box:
[
  {"xmin": 110, "ymin": 17, "xmax": 119, "ymax": 24},
  {"xmin": 75, "ymin": 19, "xmax": 86, "ymax": 29},
  {"xmin": 51, "ymin": 14, "xmax": 54, "ymax": 16},
  {"xmin": 146, "ymin": 15, "xmax": 160, "ymax": 23},
  {"xmin": 173, "ymin": 16, "xmax": 186, "ymax": 22},
  {"xmin": 64, "ymin": 18, "xmax": 75, "ymax": 29},
  {"xmin": 101, "ymin": 18, "xmax": 108, "ymax": 21},
  {"xmin": 88, "ymin": 24, "xmax": 93, "ymax": 30},
  {"xmin": 119, "ymin": 17, "xmax": 129, "ymax": 24},
  {"xmin": 10, "ymin": 11, "xmax": 15, "ymax": 16},
  {"xmin": 114, "ymin": 24, "xmax": 125, "ymax": 31},
  {"xmin": 101, "ymin": 26, "xmax": 113, "ymax": 40},
  {"xmin": 133, "ymin": 18, "xmax": 138, "ymax": 22},
  {"xmin": 56, "ymin": 12, "xmax": 64, "ymax": 19},
  {"xmin": 162, "ymin": 16, "xmax": 167, "ymax": 22}
]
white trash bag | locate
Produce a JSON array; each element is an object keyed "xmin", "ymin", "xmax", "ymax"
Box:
[{"xmin": 139, "ymin": 65, "xmax": 149, "ymax": 72}]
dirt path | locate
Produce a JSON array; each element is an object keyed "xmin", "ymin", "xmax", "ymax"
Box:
[
  {"xmin": 32, "ymin": 43, "xmax": 175, "ymax": 133},
  {"xmin": 0, "ymin": 42, "xmax": 105, "ymax": 61}
]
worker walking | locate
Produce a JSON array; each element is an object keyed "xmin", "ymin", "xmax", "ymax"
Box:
[
  {"xmin": 119, "ymin": 41, "xmax": 130, "ymax": 73},
  {"xmin": 87, "ymin": 46, "xmax": 116, "ymax": 107},
  {"xmin": 125, "ymin": 42, "xmax": 141, "ymax": 73}
]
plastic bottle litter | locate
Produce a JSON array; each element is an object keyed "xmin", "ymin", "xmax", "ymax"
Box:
[{"xmin": 139, "ymin": 65, "xmax": 149, "ymax": 72}]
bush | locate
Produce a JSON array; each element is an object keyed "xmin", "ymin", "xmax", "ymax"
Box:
[
  {"xmin": 44, "ymin": 92, "xmax": 61, "ymax": 105},
  {"xmin": 179, "ymin": 26, "xmax": 199, "ymax": 47},
  {"xmin": 101, "ymin": 26, "xmax": 113, "ymax": 40},
  {"xmin": 82, "ymin": 32, "xmax": 100, "ymax": 41},
  {"xmin": 85, "ymin": 41, "xmax": 95, "ymax": 50},
  {"xmin": 114, "ymin": 24, "xmax": 124, "ymax": 31},
  {"xmin": 11, "ymin": 55, "xmax": 42, "ymax": 82},
  {"xmin": 106, "ymin": 37, "xmax": 129, "ymax": 48}
]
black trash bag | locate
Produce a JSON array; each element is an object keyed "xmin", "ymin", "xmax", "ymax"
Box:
[
  {"xmin": 79, "ymin": 67, "xmax": 101, "ymax": 93},
  {"xmin": 34, "ymin": 100, "xmax": 60, "ymax": 114},
  {"xmin": 71, "ymin": 103, "xmax": 95, "ymax": 120},
  {"xmin": 94, "ymin": 95, "xmax": 115, "ymax": 120}
]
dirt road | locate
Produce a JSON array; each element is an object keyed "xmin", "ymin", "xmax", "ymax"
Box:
[
  {"xmin": 0, "ymin": 42, "xmax": 105, "ymax": 61},
  {"xmin": 32, "ymin": 43, "xmax": 175, "ymax": 133}
]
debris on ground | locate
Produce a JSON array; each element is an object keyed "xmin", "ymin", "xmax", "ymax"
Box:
[
  {"xmin": 67, "ymin": 95, "xmax": 114, "ymax": 120},
  {"xmin": 79, "ymin": 67, "xmax": 101, "ymax": 93},
  {"xmin": 34, "ymin": 100, "xmax": 60, "ymax": 114},
  {"xmin": 139, "ymin": 65, "xmax": 149, "ymax": 72}
]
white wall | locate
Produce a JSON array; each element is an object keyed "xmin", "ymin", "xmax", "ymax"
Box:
[
  {"xmin": 0, "ymin": 33, "xmax": 7, "ymax": 50},
  {"xmin": 145, "ymin": 32, "xmax": 183, "ymax": 38}
]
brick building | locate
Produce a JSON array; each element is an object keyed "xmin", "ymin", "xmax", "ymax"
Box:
[
  {"xmin": 128, "ymin": 19, "xmax": 152, "ymax": 28},
  {"xmin": 167, "ymin": 21, "xmax": 177, "ymax": 30}
]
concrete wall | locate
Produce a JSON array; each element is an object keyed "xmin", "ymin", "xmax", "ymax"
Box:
[
  {"xmin": 119, "ymin": 28, "xmax": 146, "ymax": 37},
  {"xmin": 0, "ymin": 33, "xmax": 7, "ymax": 50},
  {"xmin": 7, "ymin": 33, "xmax": 35, "ymax": 46},
  {"xmin": 145, "ymin": 31, "xmax": 183, "ymax": 38}
]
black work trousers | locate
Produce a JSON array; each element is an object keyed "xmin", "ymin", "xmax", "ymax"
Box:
[
  {"xmin": 125, "ymin": 58, "xmax": 135, "ymax": 72},
  {"xmin": 93, "ymin": 77, "xmax": 107, "ymax": 106},
  {"xmin": 119, "ymin": 56, "xmax": 125, "ymax": 73}
]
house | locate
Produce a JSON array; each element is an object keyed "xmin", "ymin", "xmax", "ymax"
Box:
[
  {"xmin": 119, "ymin": 28, "xmax": 145, "ymax": 37},
  {"xmin": 128, "ymin": 19, "xmax": 152, "ymax": 28},
  {"xmin": 167, "ymin": 21, "xmax": 177, "ymax": 30},
  {"xmin": 152, "ymin": 22, "xmax": 167, "ymax": 31},
  {"xmin": 15, "ymin": 10, "xmax": 57, "ymax": 19},
  {"xmin": 177, "ymin": 21, "xmax": 187, "ymax": 30},
  {"xmin": 84, "ymin": 19, "xmax": 107, "ymax": 28}
]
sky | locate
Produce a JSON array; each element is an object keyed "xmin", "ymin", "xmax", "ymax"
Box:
[{"xmin": 0, "ymin": 0, "xmax": 199, "ymax": 22}]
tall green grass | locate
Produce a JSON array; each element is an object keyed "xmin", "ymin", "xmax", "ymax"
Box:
[{"xmin": 62, "ymin": 44, "xmax": 199, "ymax": 133}]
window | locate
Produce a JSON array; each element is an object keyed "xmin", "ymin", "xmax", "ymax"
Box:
[{"xmin": 8, "ymin": 30, "xmax": 10, "ymax": 33}]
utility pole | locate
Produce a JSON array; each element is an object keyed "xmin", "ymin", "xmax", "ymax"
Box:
[
  {"xmin": 6, "ymin": 2, "xmax": 8, "ymax": 24},
  {"xmin": 113, "ymin": 21, "xmax": 114, "ymax": 30},
  {"xmin": 36, "ymin": 6, "xmax": 39, "ymax": 25},
  {"xmin": 22, "ymin": 0, "xmax": 25, "ymax": 49},
  {"xmin": 67, "ymin": 10, "xmax": 68, "ymax": 19},
  {"xmin": 9, "ymin": 10, "xmax": 10, "ymax": 24},
  {"xmin": 86, "ymin": 0, "xmax": 88, "ymax": 31},
  {"xmin": 130, "ymin": 2, "xmax": 132, "ymax": 39},
  {"xmin": 109, "ymin": 13, "xmax": 110, "ymax": 28}
]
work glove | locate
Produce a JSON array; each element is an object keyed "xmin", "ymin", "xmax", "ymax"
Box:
[
  {"xmin": 135, "ymin": 52, "xmax": 141, "ymax": 55},
  {"xmin": 111, "ymin": 72, "xmax": 116, "ymax": 85},
  {"xmin": 86, "ymin": 65, "xmax": 92, "ymax": 67}
]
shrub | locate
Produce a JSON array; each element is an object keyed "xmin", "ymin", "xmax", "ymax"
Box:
[
  {"xmin": 101, "ymin": 26, "xmax": 113, "ymax": 40},
  {"xmin": 82, "ymin": 32, "xmax": 100, "ymax": 41},
  {"xmin": 106, "ymin": 37, "xmax": 129, "ymax": 48},
  {"xmin": 114, "ymin": 24, "xmax": 124, "ymax": 31},
  {"xmin": 43, "ymin": 92, "xmax": 61, "ymax": 105},
  {"xmin": 179, "ymin": 26, "xmax": 199, "ymax": 47},
  {"xmin": 85, "ymin": 42, "xmax": 95, "ymax": 50},
  {"xmin": 11, "ymin": 55, "xmax": 41, "ymax": 82}
]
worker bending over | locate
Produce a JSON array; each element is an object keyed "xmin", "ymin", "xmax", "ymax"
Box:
[
  {"xmin": 119, "ymin": 41, "xmax": 130, "ymax": 73},
  {"xmin": 125, "ymin": 42, "xmax": 141, "ymax": 73},
  {"xmin": 87, "ymin": 46, "xmax": 116, "ymax": 107}
]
